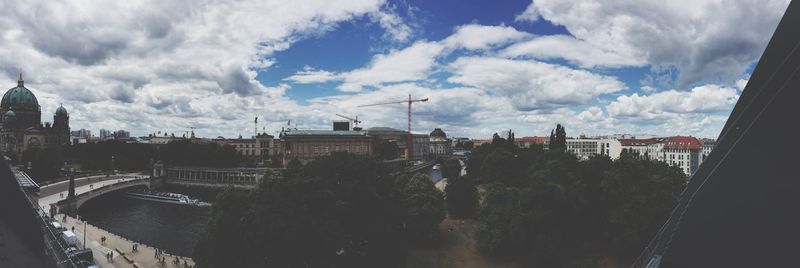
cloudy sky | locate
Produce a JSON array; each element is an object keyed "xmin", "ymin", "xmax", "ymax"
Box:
[{"xmin": 0, "ymin": 0, "xmax": 790, "ymax": 139}]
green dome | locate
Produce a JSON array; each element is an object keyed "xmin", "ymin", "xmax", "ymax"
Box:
[
  {"xmin": 4, "ymin": 110, "xmax": 15, "ymax": 117},
  {"xmin": 55, "ymin": 105, "xmax": 68, "ymax": 116},
  {"xmin": 1, "ymin": 76, "xmax": 39, "ymax": 109}
]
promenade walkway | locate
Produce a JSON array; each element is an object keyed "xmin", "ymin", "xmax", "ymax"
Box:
[{"xmin": 38, "ymin": 175, "xmax": 196, "ymax": 268}]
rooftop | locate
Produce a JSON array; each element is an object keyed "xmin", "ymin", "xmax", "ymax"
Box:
[{"xmin": 280, "ymin": 129, "xmax": 368, "ymax": 137}]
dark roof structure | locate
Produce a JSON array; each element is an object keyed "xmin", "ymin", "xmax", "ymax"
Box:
[{"xmin": 635, "ymin": 2, "xmax": 800, "ymax": 267}]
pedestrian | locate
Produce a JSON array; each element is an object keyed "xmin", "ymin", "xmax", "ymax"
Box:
[
  {"xmin": 110, "ymin": 250, "xmax": 113, "ymax": 261},
  {"xmin": 71, "ymin": 226, "xmax": 74, "ymax": 232},
  {"xmin": 155, "ymin": 248, "xmax": 159, "ymax": 258},
  {"xmin": 106, "ymin": 252, "xmax": 109, "ymax": 261}
]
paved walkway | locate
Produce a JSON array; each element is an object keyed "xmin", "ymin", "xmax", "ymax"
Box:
[
  {"xmin": 39, "ymin": 175, "xmax": 196, "ymax": 268},
  {"xmin": 60, "ymin": 215, "xmax": 195, "ymax": 268}
]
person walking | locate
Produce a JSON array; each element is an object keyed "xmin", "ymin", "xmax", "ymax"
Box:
[{"xmin": 110, "ymin": 250, "xmax": 113, "ymax": 261}]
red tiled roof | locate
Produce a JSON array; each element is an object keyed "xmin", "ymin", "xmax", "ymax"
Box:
[
  {"xmin": 515, "ymin": 136, "xmax": 549, "ymax": 144},
  {"xmin": 664, "ymin": 136, "xmax": 701, "ymax": 150},
  {"xmin": 619, "ymin": 138, "xmax": 659, "ymax": 146}
]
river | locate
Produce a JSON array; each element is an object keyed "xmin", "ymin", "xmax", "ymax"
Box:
[{"xmin": 77, "ymin": 185, "xmax": 218, "ymax": 257}]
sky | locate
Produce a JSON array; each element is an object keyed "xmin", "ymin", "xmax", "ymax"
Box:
[{"xmin": 0, "ymin": 0, "xmax": 790, "ymax": 139}]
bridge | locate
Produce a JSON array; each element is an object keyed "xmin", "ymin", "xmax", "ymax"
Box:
[{"xmin": 59, "ymin": 177, "xmax": 150, "ymax": 211}]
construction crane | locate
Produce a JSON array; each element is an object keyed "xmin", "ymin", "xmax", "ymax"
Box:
[
  {"xmin": 358, "ymin": 94, "xmax": 429, "ymax": 160},
  {"xmin": 335, "ymin": 113, "xmax": 362, "ymax": 129}
]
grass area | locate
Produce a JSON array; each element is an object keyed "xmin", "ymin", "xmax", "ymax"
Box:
[{"xmin": 404, "ymin": 217, "xmax": 519, "ymax": 268}]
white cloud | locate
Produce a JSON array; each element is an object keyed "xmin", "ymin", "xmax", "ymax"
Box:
[
  {"xmin": 338, "ymin": 41, "xmax": 445, "ymax": 92},
  {"xmin": 515, "ymin": 3, "xmax": 540, "ymax": 23},
  {"xmin": 520, "ymin": 0, "xmax": 790, "ymax": 86},
  {"xmin": 290, "ymin": 23, "xmax": 531, "ymax": 92},
  {"xmin": 447, "ymin": 57, "xmax": 626, "ymax": 111},
  {"xmin": 442, "ymin": 24, "xmax": 531, "ymax": 50},
  {"xmin": 370, "ymin": 5, "xmax": 413, "ymax": 42},
  {"xmin": 501, "ymin": 34, "xmax": 645, "ymax": 68},
  {"xmin": 284, "ymin": 67, "xmax": 341, "ymax": 84},
  {"xmin": 0, "ymin": 0, "xmax": 407, "ymax": 137},
  {"xmin": 607, "ymin": 84, "xmax": 739, "ymax": 120}
]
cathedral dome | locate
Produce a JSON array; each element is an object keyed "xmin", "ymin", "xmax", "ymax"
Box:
[
  {"xmin": 4, "ymin": 110, "xmax": 16, "ymax": 118},
  {"xmin": 430, "ymin": 128, "xmax": 447, "ymax": 139},
  {"xmin": 55, "ymin": 105, "xmax": 68, "ymax": 116},
  {"xmin": 1, "ymin": 74, "xmax": 39, "ymax": 110}
]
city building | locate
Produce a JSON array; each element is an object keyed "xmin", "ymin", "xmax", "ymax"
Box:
[
  {"xmin": 152, "ymin": 162, "xmax": 267, "ymax": 189},
  {"xmin": 366, "ymin": 127, "xmax": 429, "ymax": 161},
  {"xmin": 212, "ymin": 132, "xmax": 276, "ymax": 164},
  {"xmin": 70, "ymin": 128, "xmax": 91, "ymax": 139},
  {"xmin": 663, "ymin": 136, "xmax": 702, "ymax": 176},
  {"xmin": 98, "ymin": 129, "xmax": 112, "ymax": 139},
  {"xmin": 619, "ymin": 138, "xmax": 665, "ymax": 161},
  {"xmin": 279, "ymin": 129, "xmax": 373, "ymax": 165},
  {"xmin": 514, "ymin": 136, "xmax": 549, "ymax": 148},
  {"xmin": 113, "ymin": 130, "xmax": 130, "ymax": 139},
  {"xmin": 429, "ymin": 128, "xmax": 452, "ymax": 157},
  {"xmin": 0, "ymin": 74, "xmax": 70, "ymax": 159},
  {"xmin": 564, "ymin": 138, "xmax": 621, "ymax": 159}
]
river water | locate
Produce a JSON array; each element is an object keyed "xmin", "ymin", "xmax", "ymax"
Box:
[{"xmin": 78, "ymin": 185, "xmax": 217, "ymax": 257}]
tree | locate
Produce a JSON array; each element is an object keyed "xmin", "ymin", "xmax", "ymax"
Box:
[
  {"xmin": 476, "ymin": 183, "xmax": 526, "ymax": 257},
  {"xmin": 194, "ymin": 188, "xmax": 252, "ymax": 267},
  {"xmin": 195, "ymin": 153, "xmax": 409, "ymax": 267},
  {"xmin": 441, "ymin": 158, "xmax": 461, "ymax": 180},
  {"xmin": 602, "ymin": 156, "xmax": 685, "ymax": 258},
  {"xmin": 375, "ymin": 140, "xmax": 400, "ymax": 160},
  {"xmin": 23, "ymin": 146, "xmax": 65, "ymax": 181},
  {"xmin": 398, "ymin": 173, "xmax": 446, "ymax": 241},
  {"xmin": 548, "ymin": 124, "xmax": 567, "ymax": 151},
  {"xmin": 480, "ymin": 149, "xmax": 521, "ymax": 185},
  {"xmin": 444, "ymin": 175, "xmax": 478, "ymax": 218}
]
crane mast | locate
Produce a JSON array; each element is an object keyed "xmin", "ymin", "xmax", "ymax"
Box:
[{"xmin": 358, "ymin": 94, "xmax": 428, "ymax": 160}]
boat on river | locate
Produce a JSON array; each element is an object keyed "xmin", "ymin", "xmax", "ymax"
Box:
[{"xmin": 126, "ymin": 189, "xmax": 210, "ymax": 207}]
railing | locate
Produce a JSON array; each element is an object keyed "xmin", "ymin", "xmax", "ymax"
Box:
[{"xmin": 10, "ymin": 169, "xmax": 85, "ymax": 268}]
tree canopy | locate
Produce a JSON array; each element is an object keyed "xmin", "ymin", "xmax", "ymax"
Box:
[{"xmin": 195, "ymin": 152, "xmax": 446, "ymax": 267}]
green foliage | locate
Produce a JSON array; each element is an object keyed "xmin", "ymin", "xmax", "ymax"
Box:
[
  {"xmin": 64, "ymin": 140, "xmax": 157, "ymax": 171},
  {"xmin": 194, "ymin": 188, "xmax": 252, "ymax": 267},
  {"xmin": 454, "ymin": 140, "xmax": 474, "ymax": 150},
  {"xmin": 473, "ymin": 148, "xmax": 686, "ymax": 266},
  {"xmin": 441, "ymin": 158, "xmax": 461, "ymax": 180},
  {"xmin": 445, "ymin": 175, "xmax": 478, "ymax": 218},
  {"xmin": 195, "ymin": 152, "xmax": 446, "ymax": 267},
  {"xmin": 475, "ymin": 183, "xmax": 525, "ymax": 256},
  {"xmin": 23, "ymin": 146, "xmax": 65, "ymax": 181},
  {"xmin": 156, "ymin": 139, "xmax": 242, "ymax": 167},
  {"xmin": 376, "ymin": 140, "xmax": 400, "ymax": 160},
  {"xmin": 602, "ymin": 156, "xmax": 686, "ymax": 257},
  {"xmin": 548, "ymin": 124, "xmax": 567, "ymax": 151},
  {"xmin": 398, "ymin": 173, "xmax": 446, "ymax": 240}
]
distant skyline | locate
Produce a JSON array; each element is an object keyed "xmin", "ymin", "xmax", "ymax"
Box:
[{"xmin": 0, "ymin": 0, "xmax": 790, "ymax": 139}]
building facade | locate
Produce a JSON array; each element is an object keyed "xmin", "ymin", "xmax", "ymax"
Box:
[
  {"xmin": 429, "ymin": 128, "xmax": 452, "ymax": 157},
  {"xmin": 564, "ymin": 138, "xmax": 621, "ymax": 159},
  {"xmin": 0, "ymin": 74, "xmax": 69, "ymax": 159},
  {"xmin": 152, "ymin": 162, "xmax": 267, "ymax": 189},
  {"xmin": 280, "ymin": 129, "xmax": 373, "ymax": 165},
  {"xmin": 366, "ymin": 127, "xmax": 430, "ymax": 161},
  {"xmin": 663, "ymin": 136, "xmax": 702, "ymax": 176}
]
